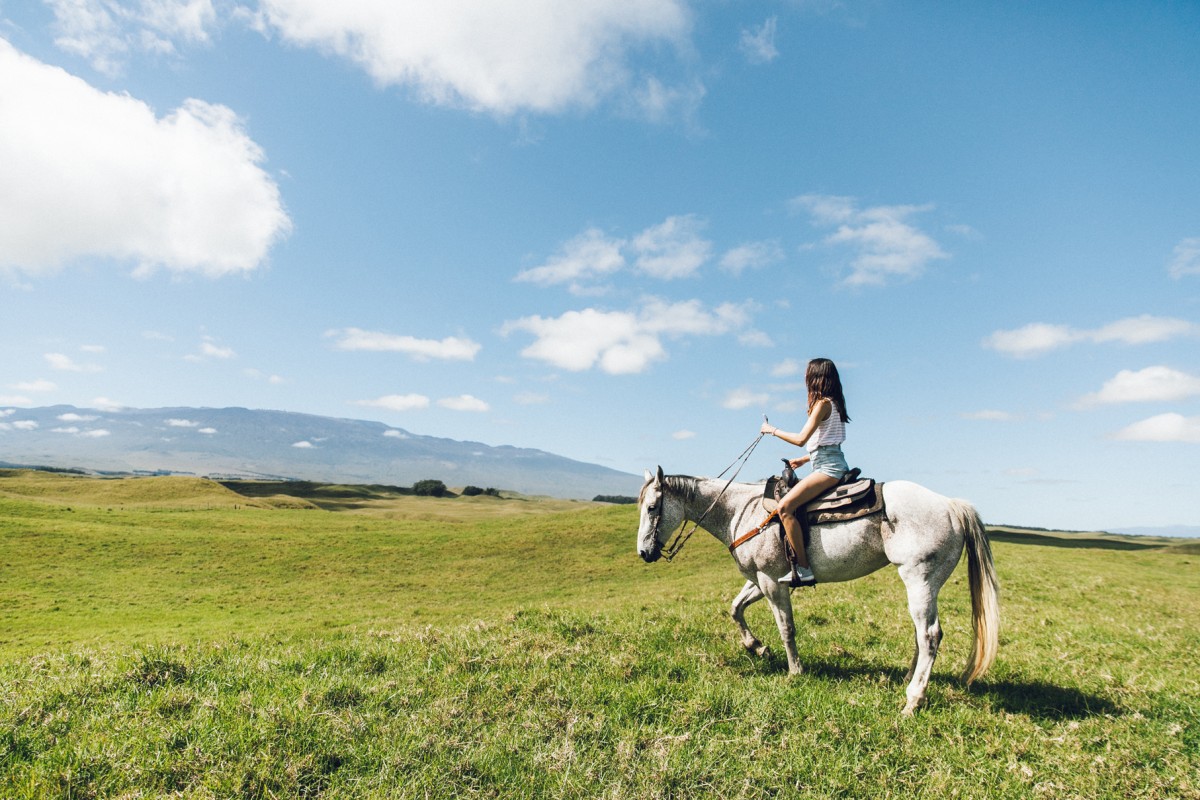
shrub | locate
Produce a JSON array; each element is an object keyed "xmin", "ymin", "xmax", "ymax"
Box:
[
  {"xmin": 412, "ymin": 479, "xmax": 447, "ymax": 497},
  {"xmin": 593, "ymin": 495, "xmax": 637, "ymax": 504}
]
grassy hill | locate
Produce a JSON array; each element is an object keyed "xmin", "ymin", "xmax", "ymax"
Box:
[{"xmin": 1, "ymin": 470, "xmax": 1197, "ymax": 798}]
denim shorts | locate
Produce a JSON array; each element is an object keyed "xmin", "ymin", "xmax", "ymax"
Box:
[{"xmin": 810, "ymin": 445, "xmax": 849, "ymax": 479}]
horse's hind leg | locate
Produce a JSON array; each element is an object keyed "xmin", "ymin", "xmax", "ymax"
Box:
[
  {"xmin": 897, "ymin": 561, "xmax": 951, "ymax": 715},
  {"xmin": 730, "ymin": 580, "xmax": 768, "ymax": 657}
]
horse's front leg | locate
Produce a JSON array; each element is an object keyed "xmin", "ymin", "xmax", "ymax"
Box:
[
  {"xmin": 762, "ymin": 579, "xmax": 803, "ymax": 675},
  {"xmin": 730, "ymin": 580, "xmax": 768, "ymax": 657}
]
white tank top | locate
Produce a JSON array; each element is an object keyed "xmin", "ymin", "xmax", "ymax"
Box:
[{"xmin": 806, "ymin": 400, "xmax": 846, "ymax": 452}]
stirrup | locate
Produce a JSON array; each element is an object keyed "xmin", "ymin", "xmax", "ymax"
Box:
[{"xmin": 779, "ymin": 565, "xmax": 816, "ymax": 587}]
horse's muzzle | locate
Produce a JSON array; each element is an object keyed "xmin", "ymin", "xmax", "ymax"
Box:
[{"xmin": 639, "ymin": 547, "xmax": 661, "ymax": 563}]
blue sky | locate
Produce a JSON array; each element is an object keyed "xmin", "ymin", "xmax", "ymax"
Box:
[{"xmin": 1, "ymin": 0, "xmax": 1198, "ymax": 531}]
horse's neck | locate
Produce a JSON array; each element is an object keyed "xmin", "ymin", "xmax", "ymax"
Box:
[{"xmin": 670, "ymin": 476, "xmax": 750, "ymax": 546}]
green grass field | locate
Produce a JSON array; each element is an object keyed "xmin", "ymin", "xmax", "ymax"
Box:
[{"xmin": 2, "ymin": 469, "xmax": 1197, "ymax": 798}]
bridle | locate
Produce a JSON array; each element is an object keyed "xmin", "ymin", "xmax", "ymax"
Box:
[{"xmin": 646, "ymin": 430, "xmax": 766, "ymax": 562}]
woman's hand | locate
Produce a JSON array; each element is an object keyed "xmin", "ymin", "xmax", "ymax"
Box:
[
  {"xmin": 760, "ymin": 422, "xmax": 777, "ymax": 436},
  {"xmin": 789, "ymin": 456, "xmax": 809, "ymax": 469}
]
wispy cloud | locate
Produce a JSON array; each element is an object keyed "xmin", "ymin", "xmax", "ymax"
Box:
[
  {"xmin": 502, "ymin": 298, "xmax": 752, "ymax": 374},
  {"xmin": 437, "ymin": 395, "xmax": 490, "ymax": 412},
  {"xmin": 45, "ymin": 353, "xmax": 102, "ymax": 373},
  {"xmin": 719, "ymin": 239, "xmax": 784, "ymax": 275},
  {"xmin": 1113, "ymin": 413, "xmax": 1200, "ymax": 444},
  {"xmin": 515, "ymin": 228, "xmax": 625, "ymax": 291},
  {"xmin": 1168, "ymin": 237, "xmax": 1200, "ymax": 279},
  {"xmin": 13, "ymin": 379, "xmax": 56, "ymax": 392},
  {"xmin": 985, "ymin": 315, "xmax": 1199, "ymax": 358},
  {"xmin": 0, "ymin": 40, "xmax": 290, "ymax": 278},
  {"xmin": 631, "ymin": 214, "xmax": 712, "ymax": 279},
  {"xmin": 960, "ymin": 410, "xmax": 1019, "ymax": 422},
  {"xmin": 46, "ymin": 0, "xmax": 218, "ymax": 76},
  {"xmin": 520, "ymin": 215, "xmax": 717, "ymax": 292},
  {"xmin": 1077, "ymin": 366, "xmax": 1200, "ymax": 407},
  {"xmin": 792, "ymin": 194, "xmax": 947, "ymax": 286},
  {"xmin": 722, "ymin": 388, "xmax": 769, "ymax": 410},
  {"xmin": 770, "ymin": 358, "xmax": 803, "ymax": 378},
  {"xmin": 739, "ymin": 17, "xmax": 779, "ymax": 64},
  {"xmin": 329, "ymin": 328, "xmax": 481, "ymax": 361},
  {"xmin": 355, "ymin": 394, "xmax": 431, "ymax": 412},
  {"xmin": 672, "ymin": 429, "xmax": 696, "ymax": 440}
]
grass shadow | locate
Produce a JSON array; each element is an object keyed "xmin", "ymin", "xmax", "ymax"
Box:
[
  {"xmin": 988, "ymin": 530, "xmax": 1160, "ymax": 551},
  {"xmin": 739, "ymin": 651, "xmax": 1119, "ymax": 720}
]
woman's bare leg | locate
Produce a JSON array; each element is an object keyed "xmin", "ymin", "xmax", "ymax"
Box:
[{"xmin": 778, "ymin": 471, "xmax": 839, "ymax": 568}]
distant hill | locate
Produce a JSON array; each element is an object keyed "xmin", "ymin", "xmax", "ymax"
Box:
[
  {"xmin": 1108, "ymin": 525, "xmax": 1200, "ymax": 539},
  {"xmin": 0, "ymin": 405, "xmax": 642, "ymax": 500}
]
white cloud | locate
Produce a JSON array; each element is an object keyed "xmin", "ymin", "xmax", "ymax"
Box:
[
  {"xmin": 257, "ymin": 0, "xmax": 693, "ymax": 116},
  {"xmin": 985, "ymin": 315, "xmax": 1199, "ymax": 358},
  {"xmin": 80, "ymin": 428, "xmax": 110, "ymax": 437},
  {"xmin": 502, "ymin": 298, "xmax": 750, "ymax": 374},
  {"xmin": 45, "ymin": 353, "xmax": 102, "ymax": 373},
  {"xmin": 198, "ymin": 427, "xmax": 217, "ymax": 434},
  {"xmin": 792, "ymin": 194, "xmax": 947, "ymax": 286},
  {"xmin": 719, "ymin": 240, "xmax": 784, "ymax": 275},
  {"xmin": 292, "ymin": 440, "xmax": 314, "ymax": 448},
  {"xmin": 0, "ymin": 40, "xmax": 290, "ymax": 277},
  {"xmin": 1114, "ymin": 413, "xmax": 1200, "ymax": 444},
  {"xmin": 1078, "ymin": 366, "xmax": 1200, "ymax": 407},
  {"xmin": 739, "ymin": 17, "xmax": 779, "ymax": 64},
  {"xmin": 383, "ymin": 429, "xmax": 409, "ymax": 439},
  {"xmin": 723, "ymin": 388, "xmax": 769, "ymax": 410},
  {"xmin": 1168, "ymin": 237, "xmax": 1200, "ymax": 279},
  {"xmin": 631, "ymin": 215, "xmax": 712, "ymax": 279},
  {"xmin": 166, "ymin": 418, "xmax": 199, "ymax": 427},
  {"xmin": 515, "ymin": 228, "xmax": 625, "ymax": 290},
  {"xmin": 92, "ymin": 397, "xmax": 124, "ymax": 411},
  {"xmin": 52, "ymin": 426, "xmax": 80, "ymax": 434},
  {"xmin": 437, "ymin": 394, "xmax": 490, "ymax": 412},
  {"xmin": 329, "ymin": 328, "xmax": 481, "ymax": 361},
  {"xmin": 672, "ymin": 429, "xmax": 696, "ymax": 440},
  {"xmin": 47, "ymin": 0, "xmax": 218, "ymax": 75},
  {"xmin": 983, "ymin": 323, "xmax": 1078, "ymax": 359},
  {"xmin": 356, "ymin": 394, "xmax": 432, "ymax": 412},
  {"xmin": 58, "ymin": 413, "xmax": 98, "ymax": 422}
]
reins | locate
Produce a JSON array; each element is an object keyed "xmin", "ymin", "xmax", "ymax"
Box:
[{"xmin": 660, "ymin": 431, "xmax": 765, "ymax": 562}]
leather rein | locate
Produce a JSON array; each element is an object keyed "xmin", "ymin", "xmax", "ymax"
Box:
[{"xmin": 657, "ymin": 431, "xmax": 765, "ymax": 562}]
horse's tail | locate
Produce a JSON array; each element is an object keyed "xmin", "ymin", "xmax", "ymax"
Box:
[{"xmin": 949, "ymin": 499, "xmax": 1000, "ymax": 685}]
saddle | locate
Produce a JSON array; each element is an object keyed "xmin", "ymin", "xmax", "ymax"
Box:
[
  {"xmin": 729, "ymin": 461, "xmax": 885, "ymax": 554},
  {"xmin": 761, "ymin": 460, "xmax": 884, "ymax": 543}
]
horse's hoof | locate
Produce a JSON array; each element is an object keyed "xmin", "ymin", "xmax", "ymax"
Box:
[{"xmin": 752, "ymin": 643, "xmax": 769, "ymax": 657}]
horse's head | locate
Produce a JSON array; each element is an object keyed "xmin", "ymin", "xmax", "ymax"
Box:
[{"xmin": 637, "ymin": 466, "xmax": 684, "ymax": 563}]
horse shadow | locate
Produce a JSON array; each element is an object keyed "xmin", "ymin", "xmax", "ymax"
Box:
[{"xmin": 742, "ymin": 653, "xmax": 1119, "ymax": 720}]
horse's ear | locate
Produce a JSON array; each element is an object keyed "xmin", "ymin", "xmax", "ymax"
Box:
[
  {"xmin": 643, "ymin": 469, "xmax": 652, "ymax": 483},
  {"xmin": 655, "ymin": 465, "xmax": 664, "ymax": 484}
]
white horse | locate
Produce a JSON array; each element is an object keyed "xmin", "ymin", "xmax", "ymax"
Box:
[{"xmin": 636, "ymin": 467, "xmax": 1000, "ymax": 715}]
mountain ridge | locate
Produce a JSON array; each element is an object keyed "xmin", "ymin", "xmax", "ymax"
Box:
[{"xmin": 0, "ymin": 405, "xmax": 642, "ymax": 499}]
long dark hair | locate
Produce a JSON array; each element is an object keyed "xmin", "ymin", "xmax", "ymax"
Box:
[{"xmin": 806, "ymin": 358, "xmax": 850, "ymax": 422}]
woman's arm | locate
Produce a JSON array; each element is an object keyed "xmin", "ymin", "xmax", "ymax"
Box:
[{"xmin": 760, "ymin": 398, "xmax": 830, "ymax": 448}]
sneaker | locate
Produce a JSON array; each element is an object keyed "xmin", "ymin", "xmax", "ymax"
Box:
[{"xmin": 779, "ymin": 565, "xmax": 816, "ymax": 587}]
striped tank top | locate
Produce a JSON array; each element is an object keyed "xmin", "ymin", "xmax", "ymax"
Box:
[{"xmin": 806, "ymin": 400, "xmax": 846, "ymax": 452}]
